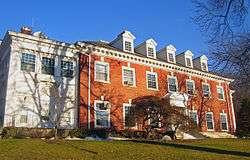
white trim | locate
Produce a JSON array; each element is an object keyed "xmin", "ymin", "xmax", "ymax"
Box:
[
  {"xmin": 87, "ymin": 46, "xmax": 232, "ymax": 82},
  {"xmin": 217, "ymin": 85, "xmax": 225, "ymax": 100},
  {"xmin": 206, "ymin": 112, "xmax": 215, "ymax": 131},
  {"xmin": 167, "ymin": 52, "xmax": 176, "ymax": 63},
  {"xmin": 186, "ymin": 79, "xmax": 195, "ymax": 95},
  {"xmin": 202, "ymin": 82, "xmax": 211, "ymax": 98},
  {"xmin": 122, "ymin": 66, "xmax": 136, "ymax": 87},
  {"xmin": 220, "ymin": 112, "xmax": 228, "ymax": 131},
  {"xmin": 123, "ymin": 103, "xmax": 137, "ymax": 129},
  {"xmin": 94, "ymin": 61, "xmax": 110, "ymax": 83},
  {"xmin": 94, "ymin": 100, "xmax": 110, "ymax": 128},
  {"xmin": 167, "ymin": 75, "xmax": 178, "ymax": 93},
  {"xmin": 185, "ymin": 56, "xmax": 193, "ymax": 68},
  {"xmin": 146, "ymin": 71, "xmax": 158, "ymax": 91},
  {"xmin": 230, "ymin": 90, "xmax": 236, "ymax": 131}
]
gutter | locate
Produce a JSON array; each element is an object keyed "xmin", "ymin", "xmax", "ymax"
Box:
[{"xmin": 88, "ymin": 54, "xmax": 91, "ymax": 129}]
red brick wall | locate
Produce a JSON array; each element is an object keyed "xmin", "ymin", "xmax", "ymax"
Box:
[{"xmin": 79, "ymin": 53, "xmax": 235, "ymax": 132}]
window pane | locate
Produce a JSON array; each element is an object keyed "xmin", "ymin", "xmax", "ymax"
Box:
[
  {"xmin": 96, "ymin": 63, "xmax": 108, "ymax": 81},
  {"xmin": 20, "ymin": 115, "xmax": 28, "ymax": 123},
  {"xmin": 202, "ymin": 62, "xmax": 207, "ymax": 71},
  {"xmin": 202, "ymin": 84, "xmax": 210, "ymax": 97},
  {"xmin": 148, "ymin": 47, "xmax": 154, "ymax": 57},
  {"xmin": 61, "ymin": 61, "xmax": 74, "ymax": 78},
  {"xmin": 42, "ymin": 57, "xmax": 55, "ymax": 75},
  {"xmin": 190, "ymin": 111, "xmax": 198, "ymax": 126},
  {"xmin": 206, "ymin": 113, "xmax": 214, "ymax": 130},
  {"xmin": 168, "ymin": 77, "xmax": 177, "ymax": 92},
  {"xmin": 186, "ymin": 58, "xmax": 192, "ymax": 67},
  {"xmin": 95, "ymin": 102, "xmax": 109, "ymax": 128},
  {"xmin": 217, "ymin": 87, "xmax": 224, "ymax": 99},
  {"xmin": 125, "ymin": 105, "xmax": 135, "ymax": 127},
  {"xmin": 147, "ymin": 73, "xmax": 157, "ymax": 89},
  {"xmin": 220, "ymin": 114, "xmax": 228, "ymax": 130},
  {"xmin": 168, "ymin": 53, "xmax": 174, "ymax": 62},
  {"xmin": 21, "ymin": 53, "xmax": 36, "ymax": 72},
  {"xmin": 187, "ymin": 81, "xmax": 194, "ymax": 95},
  {"xmin": 125, "ymin": 41, "xmax": 132, "ymax": 51},
  {"xmin": 123, "ymin": 69, "xmax": 134, "ymax": 86}
]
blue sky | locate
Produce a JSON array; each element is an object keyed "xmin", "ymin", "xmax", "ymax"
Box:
[{"xmin": 0, "ymin": 0, "xmax": 234, "ymax": 57}]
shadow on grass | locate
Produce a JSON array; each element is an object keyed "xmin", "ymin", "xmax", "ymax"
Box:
[
  {"xmin": 60, "ymin": 141, "xmax": 98, "ymax": 155},
  {"xmin": 129, "ymin": 140, "xmax": 250, "ymax": 158}
]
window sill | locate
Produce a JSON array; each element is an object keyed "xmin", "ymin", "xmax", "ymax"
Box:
[
  {"xmin": 123, "ymin": 84, "xmax": 136, "ymax": 87},
  {"xmin": 94, "ymin": 79, "xmax": 110, "ymax": 84},
  {"xmin": 218, "ymin": 98, "xmax": 226, "ymax": 101},
  {"xmin": 207, "ymin": 129, "xmax": 214, "ymax": 132},
  {"xmin": 147, "ymin": 88, "xmax": 158, "ymax": 91}
]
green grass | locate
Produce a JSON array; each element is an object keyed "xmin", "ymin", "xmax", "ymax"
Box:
[{"xmin": 0, "ymin": 139, "xmax": 249, "ymax": 160}]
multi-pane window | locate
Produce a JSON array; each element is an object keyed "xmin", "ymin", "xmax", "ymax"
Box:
[
  {"xmin": 189, "ymin": 111, "xmax": 198, "ymax": 126},
  {"xmin": 206, "ymin": 112, "xmax": 214, "ymax": 130},
  {"xmin": 201, "ymin": 62, "xmax": 207, "ymax": 71},
  {"xmin": 186, "ymin": 80, "xmax": 195, "ymax": 95},
  {"xmin": 147, "ymin": 47, "xmax": 154, "ymax": 58},
  {"xmin": 168, "ymin": 77, "xmax": 178, "ymax": 92},
  {"xmin": 20, "ymin": 115, "xmax": 28, "ymax": 124},
  {"xmin": 220, "ymin": 113, "xmax": 228, "ymax": 130},
  {"xmin": 124, "ymin": 104, "xmax": 136, "ymax": 128},
  {"xmin": 125, "ymin": 41, "xmax": 132, "ymax": 52},
  {"xmin": 21, "ymin": 53, "xmax": 36, "ymax": 72},
  {"xmin": 186, "ymin": 57, "xmax": 192, "ymax": 67},
  {"xmin": 202, "ymin": 84, "xmax": 210, "ymax": 97},
  {"xmin": 122, "ymin": 67, "xmax": 135, "ymax": 86},
  {"xmin": 217, "ymin": 86, "xmax": 225, "ymax": 100},
  {"xmin": 42, "ymin": 57, "xmax": 55, "ymax": 75},
  {"xmin": 147, "ymin": 72, "xmax": 158, "ymax": 90},
  {"xmin": 95, "ymin": 62, "xmax": 109, "ymax": 82},
  {"xmin": 168, "ymin": 53, "xmax": 175, "ymax": 63},
  {"xmin": 61, "ymin": 61, "xmax": 74, "ymax": 78},
  {"xmin": 95, "ymin": 101, "xmax": 110, "ymax": 128}
]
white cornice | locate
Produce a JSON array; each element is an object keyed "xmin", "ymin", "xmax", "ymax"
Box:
[{"xmin": 77, "ymin": 42, "xmax": 234, "ymax": 83}]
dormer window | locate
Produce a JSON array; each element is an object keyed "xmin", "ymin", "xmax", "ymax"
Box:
[
  {"xmin": 168, "ymin": 52, "xmax": 175, "ymax": 63},
  {"xmin": 201, "ymin": 62, "xmax": 207, "ymax": 71},
  {"xmin": 135, "ymin": 38, "xmax": 157, "ymax": 59},
  {"xmin": 147, "ymin": 47, "xmax": 154, "ymax": 58},
  {"xmin": 110, "ymin": 30, "xmax": 136, "ymax": 53},
  {"xmin": 186, "ymin": 57, "xmax": 192, "ymax": 67},
  {"xmin": 125, "ymin": 41, "xmax": 132, "ymax": 52}
]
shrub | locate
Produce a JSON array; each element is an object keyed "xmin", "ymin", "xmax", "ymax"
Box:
[
  {"xmin": 69, "ymin": 128, "xmax": 88, "ymax": 138},
  {"xmin": 90, "ymin": 129, "xmax": 110, "ymax": 139}
]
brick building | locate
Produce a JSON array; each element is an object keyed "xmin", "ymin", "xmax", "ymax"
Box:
[{"xmin": 77, "ymin": 31, "xmax": 236, "ymax": 133}]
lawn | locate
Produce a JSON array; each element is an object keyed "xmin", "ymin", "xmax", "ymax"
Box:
[{"xmin": 0, "ymin": 139, "xmax": 249, "ymax": 160}]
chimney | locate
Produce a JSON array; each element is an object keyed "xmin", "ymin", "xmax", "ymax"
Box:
[{"xmin": 20, "ymin": 26, "xmax": 32, "ymax": 35}]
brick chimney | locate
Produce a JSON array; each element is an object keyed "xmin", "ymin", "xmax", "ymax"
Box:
[{"xmin": 20, "ymin": 26, "xmax": 32, "ymax": 35}]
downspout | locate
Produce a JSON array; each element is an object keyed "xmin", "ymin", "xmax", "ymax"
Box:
[
  {"xmin": 88, "ymin": 54, "xmax": 91, "ymax": 129},
  {"xmin": 230, "ymin": 90, "xmax": 236, "ymax": 132},
  {"xmin": 225, "ymin": 84, "xmax": 233, "ymax": 132}
]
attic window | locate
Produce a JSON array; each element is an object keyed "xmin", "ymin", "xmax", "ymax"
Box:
[
  {"xmin": 186, "ymin": 57, "xmax": 192, "ymax": 67},
  {"xmin": 168, "ymin": 53, "xmax": 174, "ymax": 63},
  {"xmin": 201, "ymin": 62, "xmax": 207, "ymax": 71},
  {"xmin": 125, "ymin": 41, "xmax": 132, "ymax": 52},
  {"xmin": 147, "ymin": 47, "xmax": 154, "ymax": 58}
]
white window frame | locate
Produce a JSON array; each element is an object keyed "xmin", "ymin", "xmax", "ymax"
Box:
[
  {"xmin": 217, "ymin": 86, "xmax": 225, "ymax": 100},
  {"xmin": 167, "ymin": 52, "xmax": 176, "ymax": 63},
  {"xmin": 124, "ymin": 41, "xmax": 132, "ymax": 52},
  {"xmin": 122, "ymin": 66, "xmax": 136, "ymax": 87},
  {"xmin": 146, "ymin": 71, "xmax": 158, "ymax": 90},
  {"xmin": 185, "ymin": 56, "xmax": 193, "ymax": 68},
  {"xmin": 202, "ymin": 83, "xmax": 211, "ymax": 98},
  {"xmin": 94, "ymin": 100, "xmax": 110, "ymax": 128},
  {"xmin": 189, "ymin": 110, "xmax": 198, "ymax": 126},
  {"xmin": 220, "ymin": 113, "xmax": 228, "ymax": 131},
  {"xmin": 94, "ymin": 61, "xmax": 110, "ymax": 83},
  {"xmin": 123, "ymin": 103, "xmax": 137, "ymax": 129},
  {"xmin": 147, "ymin": 47, "xmax": 156, "ymax": 59},
  {"xmin": 186, "ymin": 80, "xmax": 195, "ymax": 95},
  {"xmin": 206, "ymin": 112, "xmax": 214, "ymax": 131},
  {"xmin": 201, "ymin": 61, "xmax": 208, "ymax": 71},
  {"xmin": 168, "ymin": 76, "xmax": 178, "ymax": 93}
]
